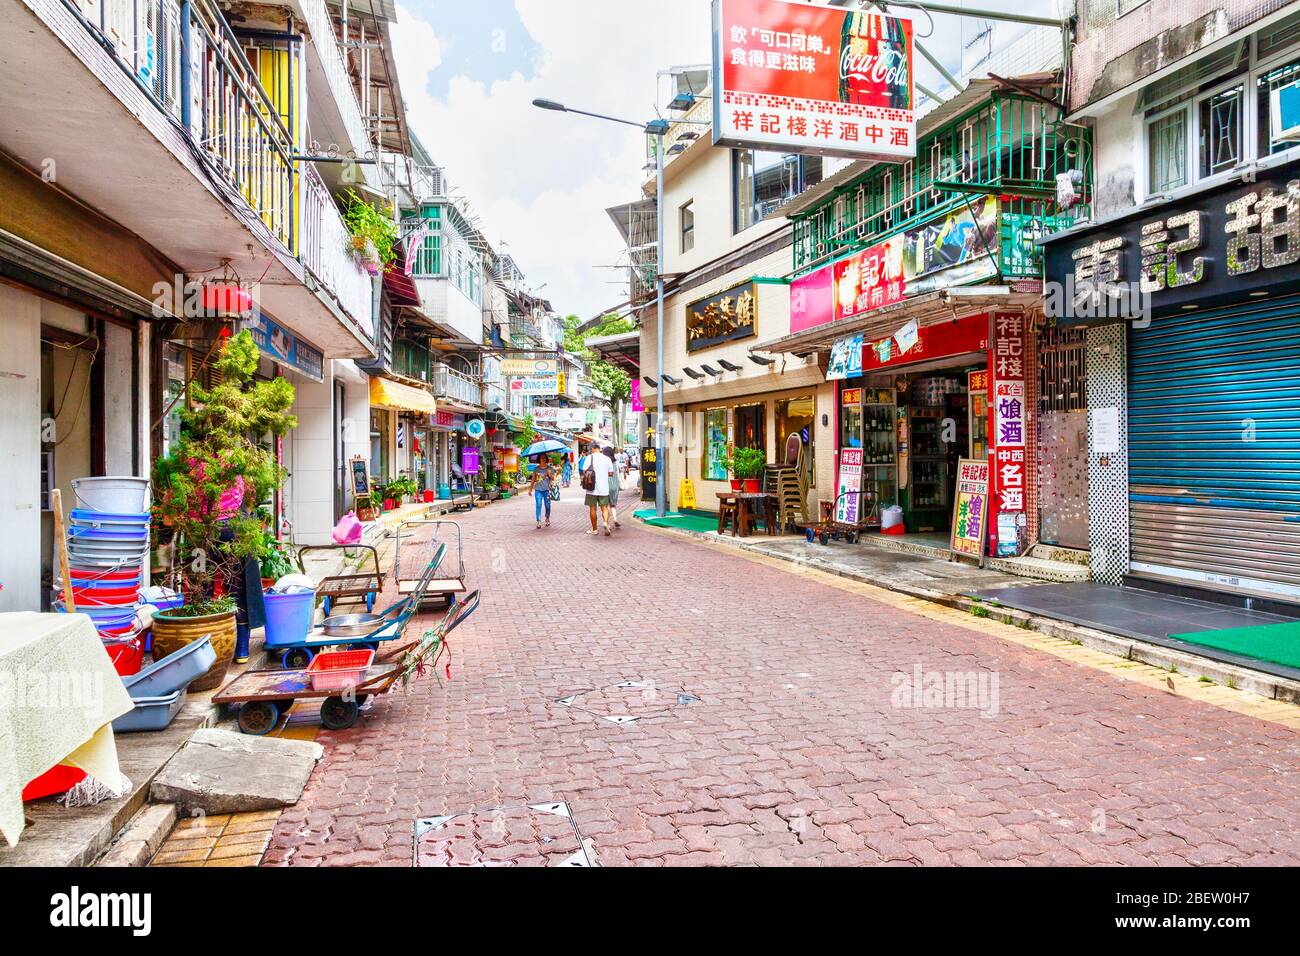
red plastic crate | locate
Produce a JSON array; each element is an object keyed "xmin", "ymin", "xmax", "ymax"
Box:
[{"xmin": 305, "ymin": 649, "xmax": 374, "ymax": 692}]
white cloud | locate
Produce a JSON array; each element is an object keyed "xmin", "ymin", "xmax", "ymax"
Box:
[{"xmin": 393, "ymin": 1, "xmax": 708, "ymax": 319}]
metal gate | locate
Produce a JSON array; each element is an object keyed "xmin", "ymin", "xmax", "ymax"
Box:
[
  {"xmin": 1038, "ymin": 326, "xmax": 1089, "ymax": 549},
  {"xmin": 1128, "ymin": 295, "xmax": 1300, "ymax": 600}
]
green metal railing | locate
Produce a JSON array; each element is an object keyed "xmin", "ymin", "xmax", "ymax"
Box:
[{"xmin": 792, "ymin": 92, "xmax": 1092, "ymax": 278}]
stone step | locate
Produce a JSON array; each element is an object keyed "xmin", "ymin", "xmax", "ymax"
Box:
[
  {"xmin": 987, "ymin": 554, "xmax": 1092, "ymax": 583},
  {"xmin": 1030, "ymin": 543, "xmax": 1091, "ymax": 566}
]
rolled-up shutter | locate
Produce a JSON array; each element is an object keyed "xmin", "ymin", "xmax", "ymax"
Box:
[{"xmin": 1128, "ymin": 295, "xmax": 1300, "ymax": 600}]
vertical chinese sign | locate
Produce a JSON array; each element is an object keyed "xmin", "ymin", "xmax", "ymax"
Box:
[
  {"xmin": 949, "ymin": 458, "xmax": 990, "ymax": 559},
  {"xmin": 712, "ymin": 0, "xmax": 916, "ymax": 162},
  {"xmin": 989, "ymin": 312, "xmax": 1027, "ymax": 557},
  {"xmin": 834, "ymin": 448, "xmax": 863, "ymax": 524}
]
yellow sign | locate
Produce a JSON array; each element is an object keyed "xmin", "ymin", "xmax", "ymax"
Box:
[{"xmin": 678, "ymin": 478, "xmax": 697, "ymax": 510}]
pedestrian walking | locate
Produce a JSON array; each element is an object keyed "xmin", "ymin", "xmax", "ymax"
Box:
[
  {"xmin": 582, "ymin": 444, "xmax": 617, "ymax": 536},
  {"xmin": 605, "ymin": 445, "xmax": 623, "ymax": 531},
  {"xmin": 528, "ymin": 454, "xmax": 556, "ymax": 529},
  {"xmin": 561, "ymin": 455, "xmax": 572, "ymax": 488}
]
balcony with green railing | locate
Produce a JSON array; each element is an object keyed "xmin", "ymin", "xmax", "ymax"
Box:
[{"xmin": 791, "ymin": 92, "xmax": 1092, "ymax": 280}]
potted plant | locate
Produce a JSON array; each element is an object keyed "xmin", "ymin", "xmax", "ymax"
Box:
[
  {"xmin": 151, "ymin": 330, "xmax": 297, "ymax": 690},
  {"xmin": 342, "ymin": 190, "xmax": 399, "ymax": 276},
  {"xmin": 727, "ymin": 446, "xmax": 767, "ymax": 494},
  {"xmin": 259, "ymin": 537, "xmax": 297, "ymax": 590}
]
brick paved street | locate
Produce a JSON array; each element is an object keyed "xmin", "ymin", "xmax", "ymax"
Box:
[{"xmin": 264, "ymin": 487, "xmax": 1300, "ymax": 867}]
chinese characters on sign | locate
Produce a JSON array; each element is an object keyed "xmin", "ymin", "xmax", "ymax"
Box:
[
  {"xmin": 832, "ymin": 237, "xmax": 906, "ymax": 320},
  {"xmin": 990, "ymin": 312, "xmax": 1027, "ymax": 555},
  {"xmin": 835, "ymin": 448, "xmax": 863, "ymax": 524},
  {"xmin": 949, "ymin": 458, "xmax": 990, "ymax": 558},
  {"xmin": 1044, "ymin": 162, "xmax": 1300, "ymax": 322},
  {"xmin": 686, "ymin": 281, "xmax": 758, "ymax": 352},
  {"xmin": 712, "ymin": 0, "xmax": 916, "ymax": 162}
]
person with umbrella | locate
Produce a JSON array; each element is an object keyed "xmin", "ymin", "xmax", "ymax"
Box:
[{"xmin": 522, "ymin": 438, "xmax": 566, "ymax": 529}]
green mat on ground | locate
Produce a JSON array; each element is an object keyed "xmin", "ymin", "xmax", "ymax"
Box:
[
  {"xmin": 1168, "ymin": 621, "xmax": 1300, "ymax": 670},
  {"xmin": 633, "ymin": 508, "xmax": 719, "ymax": 533}
]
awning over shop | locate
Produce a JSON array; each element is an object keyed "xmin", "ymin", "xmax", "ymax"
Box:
[
  {"xmin": 369, "ymin": 376, "xmax": 437, "ymax": 414},
  {"xmin": 756, "ymin": 288, "xmax": 1039, "ymax": 358},
  {"xmin": 383, "ymin": 238, "xmax": 422, "ymax": 308}
]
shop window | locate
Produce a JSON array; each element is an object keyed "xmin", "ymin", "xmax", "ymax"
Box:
[
  {"xmin": 733, "ymin": 149, "xmax": 824, "ymax": 233},
  {"xmin": 680, "ymin": 200, "xmax": 695, "ymax": 254},
  {"xmin": 775, "ymin": 395, "xmax": 816, "ymax": 487},
  {"xmin": 733, "ymin": 403, "xmax": 765, "ymax": 458},
  {"xmin": 1258, "ymin": 57, "xmax": 1300, "ymax": 156},
  {"xmin": 703, "ymin": 407, "xmax": 727, "ymax": 481},
  {"xmin": 1198, "ymin": 83, "xmax": 1244, "ymax": 178}
]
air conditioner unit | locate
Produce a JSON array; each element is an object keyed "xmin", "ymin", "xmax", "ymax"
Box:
[{"xmin": 1272, "ymin": 79, "xmax": 1300, "ymax": 142}]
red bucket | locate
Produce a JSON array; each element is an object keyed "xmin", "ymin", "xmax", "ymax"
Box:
[{"xmin": 103, "ymin": 638, "xmax": 144, "ymax": 676}]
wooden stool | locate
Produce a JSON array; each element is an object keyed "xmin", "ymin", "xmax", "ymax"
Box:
[{"xmin": 717, "ymin": 500, "xmax": 739, "ymax": 535}]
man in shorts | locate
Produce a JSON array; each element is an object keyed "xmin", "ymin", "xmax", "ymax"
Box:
[{"xmin": 584, "ymin": 444, "xmax": 617, "ymax": 536}]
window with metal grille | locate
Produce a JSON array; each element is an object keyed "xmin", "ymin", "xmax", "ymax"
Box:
[
  {"xmin": 1198, "ymin": 83, "xmax": 1243, "ymax": 178},
  {"xmin": 1146, "ymin": 109, "xmax": 1188, "ymax": 194},
  {"xmin": 680, "ymin": 200, "xmax": 695, "ymax": 254}
]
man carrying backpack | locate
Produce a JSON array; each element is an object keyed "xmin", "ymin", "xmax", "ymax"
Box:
[{"xmin": 581, "ymin": 444, "xmax": 617, "ymax": 537}]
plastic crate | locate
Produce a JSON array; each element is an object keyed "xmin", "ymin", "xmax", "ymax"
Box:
[{"xmin": 306, "ymin": 649, "xmax": 374, "ymax": 692}]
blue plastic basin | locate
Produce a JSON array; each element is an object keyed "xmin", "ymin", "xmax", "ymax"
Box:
[
  {"xmin": 112, "ymin": 690, "xmax": 186, "ymax": 733},
  {"xmin": 123, "ymin": 634, "xmax": 216, "ymax": 698}
]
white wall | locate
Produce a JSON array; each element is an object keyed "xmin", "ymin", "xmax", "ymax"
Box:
[
  {"xmin": 0, "ymin": 285, "xmax": 43, "ymax": 610},
  {"xmin": 286, "ymin": 370, "xmax": 335, "ymax": 545},
  {"xmin": 103, "ymin": 320, "xmax": 135, "ymax": 476}
]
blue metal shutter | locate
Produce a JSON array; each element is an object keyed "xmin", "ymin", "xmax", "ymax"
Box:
[{"xmin": 1128, "ymin": 294, "xmax": 1300, "ymax": 600}]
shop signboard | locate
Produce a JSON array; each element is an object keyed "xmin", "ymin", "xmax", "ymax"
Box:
[
  {"xmin": 834, "ymin": 448, "xmax": 863, "ymax": 524},
  {"xmin": 553, "ymin": 408, "xmax": 584, "ymax": 430},
  {"xmin": 1042, "ymin": 158, "xmax": 1300, "ymax": 322},
  {"xmin": 826, "ymin": 332, "xmax": 864, "ymax": 380},
  {"xmin": 641, "ymin": 446, "xmax": 659, "ymax": 501},
  {"xmin": 501, "ymin": 358, "xmax": 559, "ymax": 377},
  {"xmin": 989, "ymin": 312, "xmax": 1027, "ymax": 555},
  {"xmin": 244, "ymin": 313, "xmax": 324, "ymax": 383},
  {"xmin": 860, "ymin": 312, "xmax": 988, "ymax": 371},
  {"xmin": 949, "ymin": 458, "xmax": 990, "ymax": 559},
  {"xmin": 789, "ymin": 197, "xmax": 999, "ymax": 333},
  {"xmin": 712, "ymin": 0, "xmax": 915, "ymax": 162},
  {"xmin": 630, "ymin": 379, "xmax": 645, "ymax": 413},
  {"xmin": 510, "ymin": 376, "xmax": 560, "ymax": 397},
  {"xmin": 461, "ymin": 447, "xmax": 480, "ymax": 475},
  {"xmin": 686, "ymin": 281, "xmax": 758, "ymax": 352}
]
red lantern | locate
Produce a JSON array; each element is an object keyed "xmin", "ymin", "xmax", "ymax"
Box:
[{"xmin": 201, "ymin": 282, "xmax": 253, "ymax": 318}]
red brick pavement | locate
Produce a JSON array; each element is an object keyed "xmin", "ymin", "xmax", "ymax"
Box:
[{"xmin": 263, "ymin": 486, "xmax": 1300, "ymax": 867}]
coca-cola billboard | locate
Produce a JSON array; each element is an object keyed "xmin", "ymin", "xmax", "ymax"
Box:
[{"xmin": 712, "ymin": 0, "xmax": 915, "ymax": 162}]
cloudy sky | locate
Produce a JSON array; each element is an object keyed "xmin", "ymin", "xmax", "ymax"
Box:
[{"xmin": 391, "ymin": 0, "xmax": 1063, "ymax": 320}]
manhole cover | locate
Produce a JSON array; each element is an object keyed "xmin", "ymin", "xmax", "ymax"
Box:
[
  {"xmin": 552, "ymin": 680, "xmax": 701, "ymax": 724},
  {"xmin": 414, "ymin": 801, "xmax": 596, "ymax": 867}
]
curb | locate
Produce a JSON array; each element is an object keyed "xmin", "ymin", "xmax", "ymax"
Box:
[
  {"xmin": 96, "ymin": 804, "xmax": 178, "ymax": 867},
  {"xmin": 639, "ymin": 519, "xmax": 1300, "ymax": 705}
]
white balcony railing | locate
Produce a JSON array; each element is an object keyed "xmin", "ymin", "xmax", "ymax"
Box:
[
  {"xmin": 301, "ymin": 0, "xmax": 370, "ymax": 158},
  {"xmin": 432, "ymin": 364, "xmax": 483, "ymax": 408},
  {"xmin": 302, "ymin": 165, "xmax": 375, "ymax": 335}
]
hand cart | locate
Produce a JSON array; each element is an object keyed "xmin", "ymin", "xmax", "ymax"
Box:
[
  {"xmin": 268, "ymin": 544, "xmax": 446, "ymax": 670},
  {"xmin": 296, "ymin": 544, "xmax": 385, "ymax": 615},
  {"xmin": 805, "ymin": 490, "xmax": 880, "ymax": 546},
  {"xmin": 394, "ymin": 519, "xmax": 467, "ymax": 609},
  {"xmin": 215, "ymin": 590, "xmax": 481, "ymax": 734}
]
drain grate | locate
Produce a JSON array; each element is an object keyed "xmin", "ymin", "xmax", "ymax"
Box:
[
  {"xmin": 414, "ymin": 801, "xmax": 596, "ymax": 867},
  {"xmin": 552, "ymin": 679, "xmax": 701, "ymax": 725}
]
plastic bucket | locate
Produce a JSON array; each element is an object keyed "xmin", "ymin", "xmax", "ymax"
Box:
[
  {"xmin": 71, "ymin": 477, "xmax": 150, "ymax": 514},
  {"xmin": 263, "ymin": 591, "xmax": 316, "ymax": 647}
]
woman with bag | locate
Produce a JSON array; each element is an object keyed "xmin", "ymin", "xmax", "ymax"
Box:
[{"xmin": 529, "ymin": 454, "xmax": 557, "ymax": 529}]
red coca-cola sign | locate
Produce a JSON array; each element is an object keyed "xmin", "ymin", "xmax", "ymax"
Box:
[{"xmin": 713, "ymin": 0, "xmax": 915, "ymax": 162}]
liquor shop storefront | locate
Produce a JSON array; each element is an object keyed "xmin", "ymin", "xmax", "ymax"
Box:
[{"xmin": 1042, "ymin": 157, "xmax": 1300, "ymax": 603}]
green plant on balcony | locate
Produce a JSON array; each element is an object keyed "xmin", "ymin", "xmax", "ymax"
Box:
[{"xmin": 343, "ymin": 190, "xmax": 399, "ymax": 276}]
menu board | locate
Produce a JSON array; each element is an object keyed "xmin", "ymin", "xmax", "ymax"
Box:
[
  {"xmin": 834, "ymin": 448, "xmax": 864, "ymax": 524},
  {"xmin": 949, "ymin": 458, "xmax": 990, "ymax": 559}
]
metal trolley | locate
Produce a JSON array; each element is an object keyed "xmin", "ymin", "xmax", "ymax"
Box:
[
  {"xmin": 806, "ymin": 490, "xmax": 881, "ymax": 546},
  {"xmin": 394, "ymin": 519, "xmax": 467, "ymax": 609}
]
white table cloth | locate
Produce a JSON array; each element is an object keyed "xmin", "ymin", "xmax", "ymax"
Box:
[{"xmin": 0, "ymin": 612, "xmax": 134, "ymax": 846}]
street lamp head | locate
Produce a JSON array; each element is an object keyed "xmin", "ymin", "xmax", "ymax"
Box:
[
  {"xmin": 532, "ymin": 98, "xmax": 567, "ymax": 112},
  {"xmin": 644, "ymin": 118, "xmax": 671, "ymax": 136}
]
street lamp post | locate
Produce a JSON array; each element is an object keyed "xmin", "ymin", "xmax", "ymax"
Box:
[{"xmin": 533, "ymin": 97, "xmax": 673, "ymax": 517}]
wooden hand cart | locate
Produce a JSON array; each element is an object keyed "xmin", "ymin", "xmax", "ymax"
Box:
[
  {"xmin": 804, "ymin": 490, "xmax": 880, "ymax": 546},
  {"xmin": 269, "ymin": 544, "xmax": 446, "ymax": 669},
  {"xmin": 296, "ymin": 544, "xmax": 385, "ymax": 615},
  {"xmin": 215, "ymin": 590, "xmax": 481, "ymax": 734},
  {"xmin": 394, "ymin": 519, "xmax": 467, "ymax": 609}
]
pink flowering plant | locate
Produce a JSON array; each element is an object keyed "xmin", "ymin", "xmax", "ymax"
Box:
[{"xmin": 152, "ymin": 330, "xmax": 297, "ymax": 615}]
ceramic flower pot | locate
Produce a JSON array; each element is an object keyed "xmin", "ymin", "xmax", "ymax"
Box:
[
  {"xmin": 150, "ymin": 609, "xmax": 237, "ymax": 692},
  {"xmin": 743, "ymin": 479, "xmax": 761, "ymax": 493}
]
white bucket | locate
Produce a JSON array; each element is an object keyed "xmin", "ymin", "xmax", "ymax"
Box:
[
  {"xmin": 881, "ymin": 505, "xmax": 905, "ymax": 530},
  {"xmin": 71, "ymin": 477, "xmax": 150, "ymax": 514}
]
